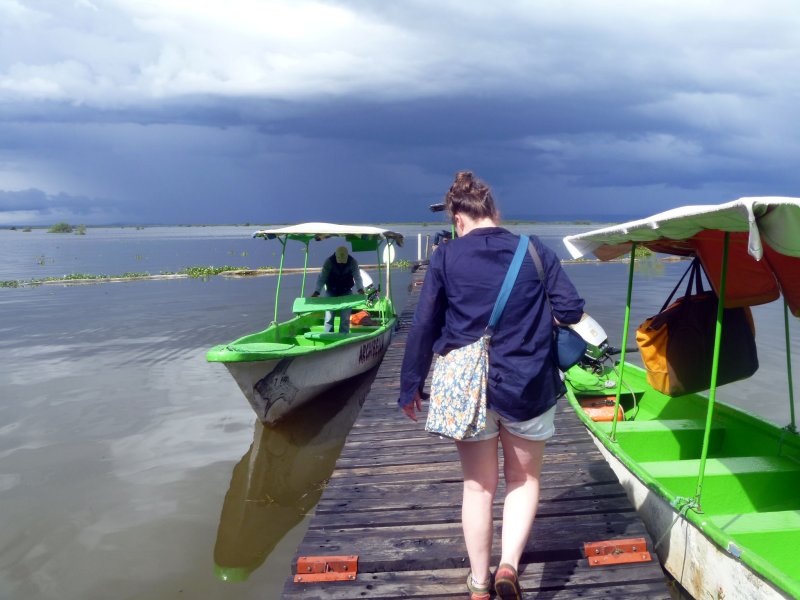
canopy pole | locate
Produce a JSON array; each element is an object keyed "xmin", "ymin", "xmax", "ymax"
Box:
[
  {"xmin": 376, "ymin": 243, "xmax": 384, "ymax": 324},
  {"xmin": 376, "ymin": 244, "xmax": 382, "ymax": 292},
  {"xmin": 273, "ymin": 238, "xmax": 287, "ymax": 328},
  {"xmin": 386, "ymin": 242, "xmax": 393, "ymax": 313},
  {"xmin": 785, "ymin": 297, "xmax": 797, "ymax": 433},
  {"xmin": 694, "ymin": 232, "xmax": 730, "ymax": 511},
  {"xmin": 610, "ymin": 241, "xmax": 637, "ymax": 442},
  {"xmin": 300, "ymin": 241, "xmax": 310, "ymax": 296}
]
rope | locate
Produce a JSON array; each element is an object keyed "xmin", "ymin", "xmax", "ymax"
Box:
[
  {"xmin": 609, "ymin": 359, "xmax": 639, "ymax": 420},
  {"xmin": 777, "ymin": 425, "xmax": 799, "ymax": 456},
  {"xmin": 653, "ymin": 496, "xmax": 699, "ymax": 550}
]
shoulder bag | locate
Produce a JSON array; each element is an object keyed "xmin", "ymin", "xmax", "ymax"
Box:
[{"xmin": 636, "ymin": 258, "xmax": 759, "ymax": 396}]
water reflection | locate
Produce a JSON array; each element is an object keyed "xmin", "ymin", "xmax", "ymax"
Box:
[{"xmin": 212, "ymin": 366, "xmax": 378, "ymax": 582}]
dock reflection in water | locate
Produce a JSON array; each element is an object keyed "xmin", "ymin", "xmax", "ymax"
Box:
[{"xmin": 213, "ymin": 366, "xmax": 379, "ymax": 582}]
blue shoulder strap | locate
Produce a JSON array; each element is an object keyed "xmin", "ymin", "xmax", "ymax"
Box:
[{"xmin": 486, "ymin": 235, "xmax": 529, "ymax": 337}]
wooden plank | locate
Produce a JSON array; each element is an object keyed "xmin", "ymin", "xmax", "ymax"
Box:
[
  {"xmin": 313, "ymin": 494, "xmax": 634, "ymax": 522},
  {"xmin": 306, "ymin": 503, "xmax": 639, "ymax": 531},
  {"xmin": 317, "ymin": 480, "xmax": 627, "ymax": 504}
]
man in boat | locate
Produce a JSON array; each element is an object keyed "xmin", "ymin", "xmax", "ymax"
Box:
[
  {"xmin": 311, "ymin": 245, "xmax": 365, "ymax": 333},
  {"xmin": 431, "ymin": 228, "xmax": 453, "ymax": 253}
]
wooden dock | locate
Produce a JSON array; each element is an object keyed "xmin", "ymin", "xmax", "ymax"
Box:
[{"xmin": 282, "ymin": 266, "xmax": 671, "ymax": 599}]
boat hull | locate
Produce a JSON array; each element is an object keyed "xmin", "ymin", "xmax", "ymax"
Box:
[
  {"xmin": 223, "ymin": 327, "xmax": 392, "ymax": 424},
  {"xmin": 565, "ymin": 363, "xmax": 799, "ymax": 600},
  {"xmin": 584, "ymin": 428, "xmax": 789, "ymax": 600}
]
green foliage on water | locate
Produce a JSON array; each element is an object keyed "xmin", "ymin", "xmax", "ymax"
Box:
[
  {"xmin": 75, "ymin": 224, "xmax": 87, "ymax": 235},
  {"xmin": 48, "ymin": 222, "xmax": 73, "ymax": 233},
  {"xmin": 22, "ymin": 227, "xmax": 32, "ymax": 232},
  {"xmin": 634, "ymin": 246, "xmax": 654, "ymax": 258},
  {"xmin": 634, "ymin": 246, "xmax": 663, "ymax": 276},
  {"xmin": 0, "ymin": 280, "xmax": 19, "ymax": 288},
  {"xmin": 179, "ymin": 265, "xmax": 248, "ymax": 278}
]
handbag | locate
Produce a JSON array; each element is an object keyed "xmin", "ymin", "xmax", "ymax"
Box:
[
  {"xmin": 527, "ymin": 240, "xmax": 588, "ymax": 371},
  {"xmin": 636, "ymin": 258, "xmax": 759, "ymax": 396},
  {"xmin": 425, "ymin": 235, "xmax": 529, "ymax": 440}
]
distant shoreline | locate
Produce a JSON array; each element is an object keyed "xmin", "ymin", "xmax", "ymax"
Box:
[{"xmin": 0, "ymin": 256, "xmax": 687, "ymax": 288}]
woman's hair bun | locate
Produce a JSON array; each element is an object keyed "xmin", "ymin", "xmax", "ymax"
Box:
[
  {"xmin": 445, "ymin": 170, "xmax": 499, "ymax": 221},
  {"xmin": 452, "ymin": 171, "xmax": 476, "ymax": 194}
]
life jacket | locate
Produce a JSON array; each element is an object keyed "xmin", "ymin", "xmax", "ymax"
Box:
[{"xmin": 326, "ymin": 254, "xmax": 355, "ymax": 295}]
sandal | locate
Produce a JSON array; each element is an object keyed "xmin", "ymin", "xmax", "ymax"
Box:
[
  {"xmin": 466, "ymin": 572, "xmax": 491, "ymax": 600},
  {"xmin": 494, "ymin": 563, "xmax": 522, "ymax": 600}
]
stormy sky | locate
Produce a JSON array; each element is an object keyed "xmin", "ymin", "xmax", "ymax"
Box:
[{"xmin": 1, "ymin": 0, "xmax": 798, "ymax": 226}]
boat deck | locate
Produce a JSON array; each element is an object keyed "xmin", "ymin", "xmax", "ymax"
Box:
[{"xmin": 282, "ymin": 265, "xmax": 671, "ymax": 599}]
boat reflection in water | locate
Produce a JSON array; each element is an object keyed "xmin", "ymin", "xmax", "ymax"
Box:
[{"xmin": 213, "ymin": 366, "xmax": 379, "ymax": 582}]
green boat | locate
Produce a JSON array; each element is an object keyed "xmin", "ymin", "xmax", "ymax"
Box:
[
  {"xmin": 562, "ymin": 198, "xmax": 800, "ymax": 599},
  {"xmin": 207, "ymin": 223, "xmax": 403, "ymax": 424}
]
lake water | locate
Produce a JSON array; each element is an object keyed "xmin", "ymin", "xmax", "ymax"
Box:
[{"xmin": 1, "ymin": 224, "xmax": 797, "ymax": 599}]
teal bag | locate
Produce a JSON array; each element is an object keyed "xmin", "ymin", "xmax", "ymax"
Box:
[{"xmin": 424, "ymin": 236, "xmax": 529, "ymax": 440}]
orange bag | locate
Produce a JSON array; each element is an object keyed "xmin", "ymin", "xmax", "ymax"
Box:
[
  {"xmin": 350, "ymin": 310, "xmax": 376, "ymax": 326},
  {"xmin": 578, "ymin": 397, "xmax": 624, "ymax": 422},
  {"xmin": 636, "ymin": 259, "xmax": 758, "ymax": 396}
]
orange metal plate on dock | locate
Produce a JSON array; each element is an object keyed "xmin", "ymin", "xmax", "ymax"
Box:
[
  {"xmin": 294, "ymin": 555, "xmax": 358, "ymax": 583},
  {"xmin": 584, "ymin": 537, "xmax": 652, "ymax": 566}
]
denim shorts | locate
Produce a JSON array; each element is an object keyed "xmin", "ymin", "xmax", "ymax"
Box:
[{"xmin": 461, "ymin": 404, "xmax": 557, "ymax": 442}]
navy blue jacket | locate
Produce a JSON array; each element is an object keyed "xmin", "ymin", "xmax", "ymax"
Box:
[{"xmin": 399, "ymin": 227, "xmax": 585, "ymax": 421}]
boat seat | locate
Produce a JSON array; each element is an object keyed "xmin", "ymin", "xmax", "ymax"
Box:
[
  {"xmin": 303, "ymin": 331, "xmax": 351, "ymax": 341},
  {"xmin": 596, "ymin": 419, "xmax": 726, "ymax": 461},
  {"xmin": 292, "ymin": 295, "xmax": 365, "ymax": 314},
  {"xmin": 597, "ymin": 419, "xmax": 720, "ymax": 434},
  {"xmin": 640, "ymin": 455, "xmax": 798, "ymax": 479},
  {"xmin": 227, "ymin": 342, "xmax": 295, "ymax": 353},
  {"xmin": 708, "ymin": 510, "xmax": 800, "ymax": 534}
]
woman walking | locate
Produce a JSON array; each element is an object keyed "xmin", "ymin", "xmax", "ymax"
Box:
[{"xmin": 399, "ymin": 171, "xmax": 585, "ymax": 599}]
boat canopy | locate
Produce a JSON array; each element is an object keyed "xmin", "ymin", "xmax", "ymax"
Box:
[
  {"xmin": 563, "ymin": 197, "xmax": 800, "ymax": 315},
  {"xmin": 253, "ymin": 222, "xmax": 404, "ymax": 250}
]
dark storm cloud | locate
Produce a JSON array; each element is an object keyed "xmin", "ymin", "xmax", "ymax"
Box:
[{"xmin": 1, "ymin": 1, "xmax": 799, "ymax": 225}]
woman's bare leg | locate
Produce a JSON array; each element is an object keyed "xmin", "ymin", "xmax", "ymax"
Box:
[
  {"xmin": 455, "ymin": 436, "xmax": 499, "ymax": 585},
  {"xmin": 498, "ymin": 427, "xmax": 546, "ymax": 569}
]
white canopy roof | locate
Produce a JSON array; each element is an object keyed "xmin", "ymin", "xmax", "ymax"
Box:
[
  {"xmin": 563, "ymin": 197, "xmax": 800, "ymax": 316},
  {"xmin": 253, "ymin": 222, "xmax": 404, "ymax": 245},
  {"xmin": 563, "ymin": 197, "xmax": 800, "ymax": 261}
]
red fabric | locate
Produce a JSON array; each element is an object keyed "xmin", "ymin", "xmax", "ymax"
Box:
[
  {"xmin": 762, "ymin": 246, "xmax": 800, "ymax": 317},
  {"xmin": 690, "ymin": 230, "xmax": 780, "ymax": 308}
]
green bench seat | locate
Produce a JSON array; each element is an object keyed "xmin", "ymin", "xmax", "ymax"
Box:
[
  {"xmin": 596, "ymin": 419, "xmax": 725, "ymax": 461},
  {"xmin": 639, "ymin": 455, "xmax": 798, "ymax": 478},
  {"xmin": 709, "ymin": 510, "xmax": 800, "ymax": 534},
  {"xmin": 303, "ymin": 332, "xmax": 351, "ymax": 341},
  {"xmin": 292, "ymin": 295, "xmax": 365, "ymax": 314},
  {"xmin": 637, "ymin": 455, "xmax": 800, "ymax": 513}
]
